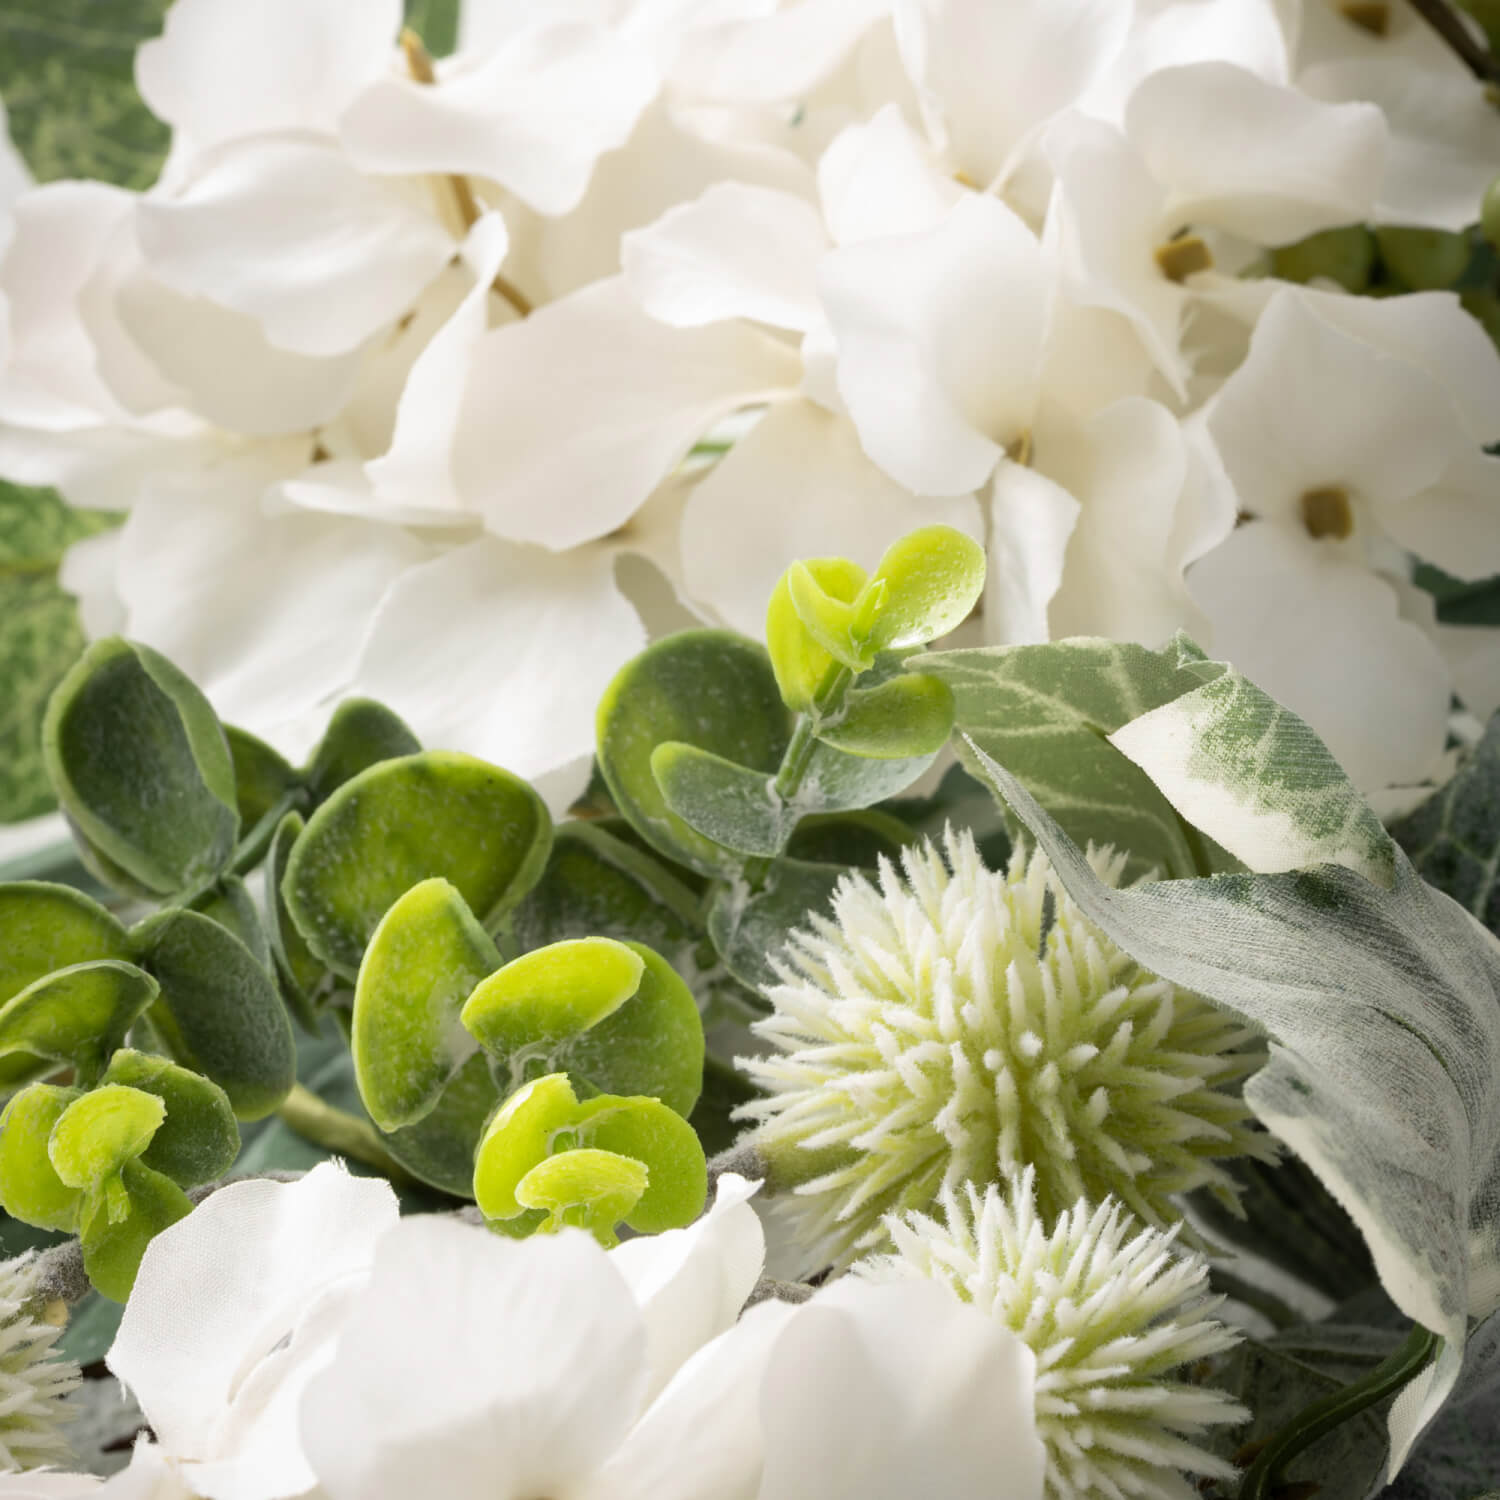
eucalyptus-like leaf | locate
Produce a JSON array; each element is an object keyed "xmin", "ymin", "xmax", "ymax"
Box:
[
  {"xmin": 471, "ymin": 1073, "xmax": 578, "ymax": 1222},
  {"xmin": 865, "ymin": 524, "xmax": 986, "ymax": 651},
  {"xmin": 382, "ymin": 1051, "xmax": 501, "ymax": 1198},
  {"xmin": 973, "ymin": 747, "xmax": 1500, "ymax": 1478},
  {"xmin": 263, "ymin": 811, "xmax": 329, "ymax": 1030},
  {"xmin": 224, "ymin": 725, "xmax": 301, "ymax": 855},
  {"xmin": 79, "ymin": 1159, "xmax": 192, "ymax": 1303},
  {"xmin": 596, "ymin": 631, "xmax": 791, "ymax": 879},
  {"xmin": 0, "ymin": 882, "xmax": 132, "ymax": 1005},
  {"xmin": 786, "ymin": 561, "xmax": 881, "ymax": 671},
  {"xmin": 48, "ymin": 1084, "xmax": 166, "ymax": 1220},
  {"xmin": 570, "ymin": 1090, "xmax": 707, "ymax": 1233},
  {"xmin": 98, "ymin": 1049, "xmax": 239, "ymax": 1188},
  {"xmin": 816, "ymin": 674, "xmax": 955, "ymax": 760},
  {"xmin": 795, "ymin": 739, "xmax": 938, "ymax": 816},
  {"xmin": 0, "ymin": 1083, "xmax": 85, "ymax": 1231},
  {"xmin": 707, "ymin": 860, "xmax": 846, "ymax": 996},
  {"xmin": 920, "ymin": 637, "xmax": 1218, "ymax": 880},
  {"xmin": 650, "ymin": 741, "xmax": 790, "ymax": 857},
  {"xmin": 43, "ymin": 638, "xmax": 239, "ymax": 897},
  {"xmin": 1108, "ymin": 657, "xmax": 1397, "ymax": 887},
  {"xmin": 283, "ymin": 751, "xmax": 552, "ymax": 978},
  {"xmin": 766, "ymin": 557, "xmax": 868, "ymax": 711},
  {"xmin": 303, "ymin": 698, "xmax": 422, "ymax": 805},
  {"xmin": 0, "ymin": 959, "xmax": 158, "ymax": 1091},
  {"xmin": 132, "ymin": 909, "xmax": 297, "ymax": 1121},
  {"xmin": 353, "ymin": 878, "xmax": 500, "ymax": 1132},
  {"xmin": 786, "ymin": 810, "xmax": 914, "ymax": 869},
  {"xmin": 192, "ymin": 875, "xmax": 272, "ymax": 971},
  {"xmin": 514, "ymin": 1147, "xmax": 649, "ymax": 1246}
]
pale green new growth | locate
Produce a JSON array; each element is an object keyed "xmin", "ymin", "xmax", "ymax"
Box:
[
  {"xmin": 737, "ymin": 830, "xmax": 1269, "ymax": 1274},
  {"xmin": 0, "ymin": 1254, "xmax": 81, "ymax": 1473},
  {"xmin": 860, "ymin": 1171, "xmax": 1245, "ymax": 1500}
]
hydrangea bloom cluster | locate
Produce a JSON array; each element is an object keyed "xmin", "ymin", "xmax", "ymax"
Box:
[
  {"xmin": 859, "ymin": 1169, "xmax": 1246, "ymax": 1500},
  {"xmin": 737, "ymin": 830, "xmax": 1269, "ymax": 1274},
  {"xmin": 0, "ymin": 0, "xmax": 1494, "ymax": 809}
]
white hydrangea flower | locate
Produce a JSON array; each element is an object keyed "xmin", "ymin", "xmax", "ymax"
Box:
[
  {"xmin": 858, "ymin": 1169, "xmax": 1246, "ymax": 1500},
  {"xmin": 737, "ymin": 829, "xmax": 1271, "ymax": 1277},
  {"xmin": 0, "ymin": 1255, "xmax": 81, "ymax": 1474}
]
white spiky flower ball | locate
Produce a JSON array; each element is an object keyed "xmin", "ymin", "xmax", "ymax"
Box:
[
  {"xmin": 858, "ymin": 1170, "xmax": 1246, "ymax": 1500},
  {"xmin": 0, "ymin": 1254, "xmax": 81, "ymax": 1472},
  {"xmin": 735, "ymin": 829, "xmax": 1270, "ymax": 1274}
]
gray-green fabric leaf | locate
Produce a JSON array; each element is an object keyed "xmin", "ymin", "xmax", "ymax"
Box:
[{"xmin": 972, "ymin": 746, "xmax": 1500, "ymax": 1484}]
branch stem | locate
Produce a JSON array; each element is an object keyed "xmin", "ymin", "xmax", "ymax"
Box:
[
  {"xmin": 276, "ymin": 1084, "xmax": 423, "ymax": 1191},
  {"xmin": 1406, "ymin": 0, "xmax": 1500, "ymax": 83}
]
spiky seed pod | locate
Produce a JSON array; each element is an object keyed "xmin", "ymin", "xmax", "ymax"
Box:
[
  {"xmin": 735, "ymin": 829, "xmax": 1271, "ymax": 1275},
  {"xmin": 0, "ymin": 1254, "xmax": 81, "ymax": 1473},
  {"xmin": 859, "ymin": 1171, "xmax": 1246, "ymax": 1500}
]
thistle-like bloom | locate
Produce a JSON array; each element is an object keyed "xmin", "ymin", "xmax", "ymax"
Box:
[
  {"xmin": 859, "ymin": 1171, "xmax": 1245, "ymax": 1500},
  {"xmin": 736, "ymin": 829, "xmax": 1270, "ymax": 1274},
  {"xmin": 0, "ymin": 1254, "xmax": 81, "ymax": 1472}
]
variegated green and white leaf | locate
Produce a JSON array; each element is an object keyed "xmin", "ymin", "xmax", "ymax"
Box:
[
  {"xmin": 968, "ymin": 745, "xmax": 1500, "ymax": 1488},
  {"xmin": 917, "ymin": 636, "xmax": 1215, "ymax": 880},
  {"xmin": 1110, "ymin": 664, "xmax": 1397, "ymax": 888}
]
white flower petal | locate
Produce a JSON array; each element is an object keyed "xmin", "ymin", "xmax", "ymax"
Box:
[
  {"xmin": 680, "ymin": 400, "xmax": 983, "ymax": 635},
  {"xmin": 1301, "ymin": 59, "xmax": 1500, "ymax": 232},
  {"xmin": 453, "ymin": 275, "xmax": 798, "ymax": 548},
  {"xmin": 1379, "ymin": 447, "xmax": 1500, "ymax": 584},
  {"xmin": 1436, "ymin": 624, "xmax": 1500, "ymax": 724},
  {"xmin": 1126, "ymin": 63, "xmax": 1387, "ymax": 245},
  {"xmin": 135, "ymin": 0, "xmax": 401, "ymax": 152},
  {"xmin": 757, "ymin": 1279, "xmax": 1044, "ymax": 1500},
  {"xmin": 365, "ymin": 212, "xmax": 511, "ymax": 511},
  {"xmin": 983, "ymin": 460, "xmax": 1079, "ymax": 647},
  {"xmin": 300, "ymin": 1221, "xmax": 646, "ymax": 1500},
  {"xmin": 895, "ymin": 0, "xmax": 1131, "ymax": 188},
  {"xmin": 1208, "ymin": 289, "xmax": 1470, "ymax": 519},
  {"xmin": 136, "ymin": 141, "xmax": 454, "ymax": 357},
  {"xmin": 608, "ymin": 1174, "xmax": 766, "ymax": 1406},
  {"xmin": 820, "ymin": 193, "xmax": 1049, "ymax": 495},
  {"xmin": 108, "ymin": 1165, "xmax": 399, "ymax": 1466},
  {"xmin": 340, "ymin": 24, "xmax": 659, "ymax": 217},
  {"xmin": 623, "ymin": 183, "xmax": 825, "ymax": 331},
  {"xmin": 349, "ymin": 535, "xmax": 646, "ymax": 780},
  {"xmin": 1188, "ymin": 523, "xmax": 1450, "ymax": 791}
]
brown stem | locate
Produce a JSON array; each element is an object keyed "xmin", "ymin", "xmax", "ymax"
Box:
[
  {"xmin": 1406, "ymin": 0, "xmax": 1500, "ymax": 83},
  {"xmin": 400, "ymin": 28, "xmax": 533, "ymax": 319}
]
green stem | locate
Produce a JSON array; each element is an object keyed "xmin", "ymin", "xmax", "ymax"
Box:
[
  {"xmin": 1238, "ymin": 1324, "xmax": 1442, "ymax": 1499},
  {"xmin": 276, "ymin": 1083, "xmax": 423, "ymax": 1192},
  {"xmin": 1405, "ymin": 0, "xmax": 1500, "ymax": 84}
]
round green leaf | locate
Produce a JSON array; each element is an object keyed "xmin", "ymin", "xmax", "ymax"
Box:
[
  {"xmin": 649, "ymin": 741, "xmax": 790, "ymax": 857},
  {"xmin": 596, "ymin": 631, "xmax": 791, "ymax": 879},
  {"xmin": 514, "ymin": 1148, "xmax": 648, "ymax": 1246},
  {"xmin": 49, "ymin": 1084, "xmax": 165, "ymax": 1221},
  {"xmin": 383, "ymin": 1050, "xmax": 501, "ymax": 1198},
  {"xmin": 0, "ymin": 1083, "xmax": 84, "ymax": 1231},
  {"xmin": 708, "ymin": 859, "xmax": 845, "ymax": 996},
  {"xmin": 283, "ymin": 751, "xmax": 552, "ymax": 978},
  {"xmin": 572, "ymin": 1093, "xmax": 707, "ymax": 1234},
  {"xmin": 131, "ymin": 909, "xmax": 297, "ymax": 1121},
  {"xmin": 797, "ymin": 738, "xmax": 938, "ymax": 815},
  {"xmin": 0, "ymin": 959, "xmax": 158, "ymax": 1091},
  {"xmin": 99, "ymin": 1050, "xmax": 239, "ymax": 1188},
  {"xmin": 224, "ymin": 726, "xmax": 301, "ymax": 843},
  {"xmin": 786, "ymin": 810, "xmax": 915, "ymax": 868},
  {"xmin": 866, "ymin": 525, "xmax": 986, "ymax": 651},
  {"xmin": 304, "ymin": 699, "xmax": 422, "ymax": 805},
  {"xmin": 558, "ymin": 942, "xmax": 704, "ymax": 1119},
  {"xmin": 816, "ymin": 672, "xmax": 955, "ymax": 759},
  {"xmin": 1374, "ymin": 226, "xmax": 1472, "ymax": 290},
  {"xmin": 264, "ymin": 811, "xmax": 330, "ymax": 1030},
  {"xmin": 353, "ymin": 878, "xmax": 500, "ymax": 1132},
  {"xmin": 0, "ymin": 882, "xmax": 131, "ymax": 1007},
  {"xmin": 766, "ymin": 557, "xmax": 867, "ymax": 710},
  {"xmin": 461, "ymin": 937, "xmax": 643, "ymax": 1067},
  {"xmin": 472, "ymin": 1073, "xmax": 581, "ymax": 1222},
  {"xmin": 79, "ymin": 1160, "xmax": 192, "ymax": 1302},
  {"xmin": 192, "ymin": 875, "xmax": 272, "ymax": 972},
  {"xmin": 43, "ymin": 638, "xmax": 239, "ymax": 896},
  {"xmin": 786, "ymin": 561, "xmax": 882, "ymax": 671},
  {"xmin": 1270, "ymin": 226, "xmax": 1376, "ymax": 292}
]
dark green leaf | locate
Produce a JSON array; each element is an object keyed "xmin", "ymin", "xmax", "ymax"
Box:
[
  {"xmin": 0, "ymin": 881, "xmax": 131, "ymax": 1006},
  {"xmin": 707, "ymin": 860, "xmax": 846, "ymax": 996},
  {"xmin": 816, "ymin": 674, "xmax": 955, "ymax": 759},
  {"xmin": 651, "ymin": 741, "xmax": 791, "ymax": 857},
  {"xmin": 303, "ymin": 698, "xmax": 421, "ymax": 806},
  {"xmin": 0, "ymin": 960, "xmax": 156, "ymax": 1090},
  {"xmin": 99, "ymin": 1049, "xmax": 239, "ymax": 1188}
]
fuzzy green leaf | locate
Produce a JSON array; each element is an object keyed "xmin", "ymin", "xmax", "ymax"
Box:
[
  {"xmin": 0, "ymin": 1083, "xmax": 85, "ymax": 1230},
  {"xmin": 0, "ymin": 959, "xmax": 157, "ymax": 1091},
  {"xmin": 816, "ymin": 674, "xmax": 955, "ymax": 760},
  {"xmin": 651, "ymin": 741, "xmax": 790, "ymax": 857},
  {"xmin": 79, "ymin": 1159, "xmax": 191, "ymax": 1302},
  {"xmin": 98, "ymin": 1049, "xmax": 239, "ymax": 1188},
  {"xmin": 866, "ymin": 524, "xmax": 986, "ymax": 651},
  {"xmin": 0, "ymin": 881, "xmax": 131, "ymax": 1006}
]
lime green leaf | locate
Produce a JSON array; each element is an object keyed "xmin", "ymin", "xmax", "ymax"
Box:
[
  {"xmin": 866, "ymin": 525, "xmax": 986, "ymax": 651},
  {"xmin": 353, "ymin": 878, "xmax": 499, "ymax": 1132},
  {"xmin": 787, "ymin": 561, "xmax": 879, "ymax": 670},
  {"xmin": 0, "ymin": 881, "xmax": 131, "ymax": 1005},
  {"xmin": 816, "ymin": 674, "xmax": 955, "ymax": 760},
  {"xmin": 131, "ymin": 909, "xmax": 296, "ymax": 1121},
  {"xmin": 0, "ymin": 1083, "xmax": 85, "ymax": 1230},
  {"xmin": 472, "ymin": 1073, "xmax": 580, "ymax": 1222},
  {"xmin": 920, "ymin": 637, "xmax": 1215, "ymax": 880},
  {"xmin": 596, "ymin": 631, "xmax": 791, "ymax": 878},
  {"xmin": 462, "ymin": 936, "xmax": 643, "ymax": 1060},
  {"xmin": 573, "ymin": 1092, "xmax": 707, "ymax": 1234},
  {"xmin": 0, "ymin": 959, "xmax": 157, "ymax": 1090},
  {"xmin": 650, "ymin": 741, "xmax": 789, "ymax": 857},
  {"xmin": 303, "ymin": 699, "xmax": 421, "ymax": 806},
  {"xmin": 48, "ymin": 1084, "xmax": 165, "ymax": 1220},
  {"xmin": 99, "ymin": 1049, "xmax": 239, "ymax": 1188},
  {"xmin": 43, "ymin": 638, "xmax": 239, "ymax": 897},
  {"xmin": 79, "ymin": 1160, "xmax": 191, "ymax": 1302},
  {"xmin": 514, "ymin": 1148, "xmax": 648, "ymax": 1246},
  {"xmin": 766, "ymin": 558, "xmax": 867, "ymax": 711},
  {"xmin": 283, "ymin": 751, "xmax": 552, "ymax": 978}
]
